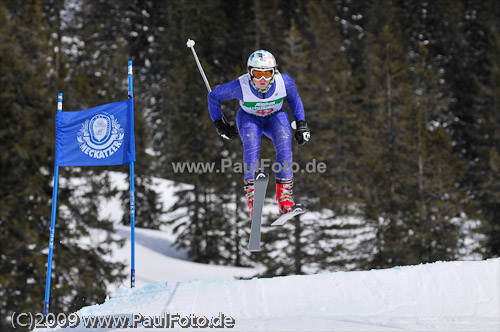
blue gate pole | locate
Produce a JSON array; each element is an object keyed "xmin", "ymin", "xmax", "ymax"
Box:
[
  {"xmin": 128, "ymin": 60, "xmax": 136, "ymax": 288},
  {"xmin": 44, "ymin": 93, "xmax": 63, "ymax": 315}
]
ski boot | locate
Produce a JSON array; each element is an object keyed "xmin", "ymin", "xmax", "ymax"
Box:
[
  {"xmin": 244, "ymin": 179, "xmax": 255, "ymax": 217},
  {"xmin": 276, "ymin": 178, "xmax": 294, "ymax": 215}
]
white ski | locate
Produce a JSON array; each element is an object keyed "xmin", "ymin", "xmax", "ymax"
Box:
[{"xmin": 271, "ymin": 204, "xmax": 306, "ymax": 226}]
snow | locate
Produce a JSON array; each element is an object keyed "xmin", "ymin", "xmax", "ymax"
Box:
[
  {"xmin": 111, "ymin": 225, "xmax": 261, "ymax": 288},
  {"xmin": 38, "ymin": 257, "xmax": 499, "ymax": 331},
  {"xmin": 36, "ymin": 172, "xmax": 500, "ymax": 331}
]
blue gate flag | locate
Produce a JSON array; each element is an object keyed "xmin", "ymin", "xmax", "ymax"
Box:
[{"xmin": 55, "ymin": 99, "xmax": 135, "ymax": 166}]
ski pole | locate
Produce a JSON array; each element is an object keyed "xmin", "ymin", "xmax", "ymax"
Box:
[{"xmin": 186, "ymin": 39, "xmax": 228, "ymax": 124}]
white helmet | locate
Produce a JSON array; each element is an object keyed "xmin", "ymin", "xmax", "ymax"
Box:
[{"xmin": 247, "ymin": 50, "xmax": 277, "ymax": 81}]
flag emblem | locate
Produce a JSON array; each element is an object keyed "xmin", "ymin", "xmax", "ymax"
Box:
[
  {"xmin": 77, "ymin": 112, "xmax": 125, "ymax": 160},
  {"xmin": 91, "ymin": 114, "xmax": 111, "ymax": 142}
]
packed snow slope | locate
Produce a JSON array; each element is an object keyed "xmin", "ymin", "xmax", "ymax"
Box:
[{"xmin": 50, "ymin": 258, "xmax": 498, "ymax": 331}]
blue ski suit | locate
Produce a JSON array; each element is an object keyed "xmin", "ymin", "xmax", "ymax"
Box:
[{"xmin": 207, "ymin": 72, "xmax": 305, "ymax": 181}]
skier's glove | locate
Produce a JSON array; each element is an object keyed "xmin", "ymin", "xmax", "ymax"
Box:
[
  {"xmin": 214, "ymin": 120, "xmax": 237, "ymax": 140},
  {"xmin": 294, "ymin": 121, "xmax": 310, "ymax": 145}
]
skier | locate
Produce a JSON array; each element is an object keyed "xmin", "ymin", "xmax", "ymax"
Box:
[{"xmin": 207, "ymin": 50, "xmax": 310, "ymax": 218}]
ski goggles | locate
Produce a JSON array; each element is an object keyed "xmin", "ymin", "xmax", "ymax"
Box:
[{"xmin": 250, "ymin": 68, "xmax": 275, "ymax": 81}]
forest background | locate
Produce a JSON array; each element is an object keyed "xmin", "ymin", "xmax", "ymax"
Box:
[{"xmin": 0, "ymin": 0, "xmax": 499, "ymax": 330}]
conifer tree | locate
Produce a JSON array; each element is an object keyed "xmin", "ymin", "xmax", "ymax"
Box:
[
  {"xmin": 303, "ymin": 0, "xmax": 375, "ymax": 271},
  {"xmin": 474, "ymin": 4, "xmax": 500, "ymax": 256},
  {"xmin": 0, "ymin": 2, "xmax": 125, "ymax": 329},
  {"xmin": 359, "ymin": 2, "xmax": 417, "ymax": 267},
  {"xmin": 405, "ymin": 44, "xmax": 466, "ymax": 262}
]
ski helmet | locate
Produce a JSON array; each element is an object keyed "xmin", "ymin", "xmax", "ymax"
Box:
[{"xmin": 247, "ymin": 50, "xmax": 277, "ymax": 81}]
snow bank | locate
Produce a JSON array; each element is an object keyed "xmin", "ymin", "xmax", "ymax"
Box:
[
  {"xmin": 108, "ymin": 225, "xmax": 261, "ymax": 290},
  {"xmin": 46, "ymin": 258, "xmax": 499, "ymax": 331}
]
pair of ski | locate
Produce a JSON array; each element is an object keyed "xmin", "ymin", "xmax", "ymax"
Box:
[{"xmin": 248, "ymin": 171, "xmax": 306, "ymax": 251}]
